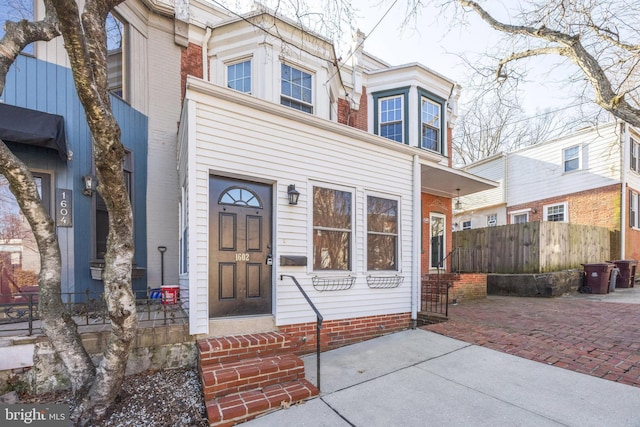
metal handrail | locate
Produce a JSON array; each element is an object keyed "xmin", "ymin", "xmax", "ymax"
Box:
[
  {"xmin": 280, "ymin": 274, "xmax": 323, "ymax": 392},
  {"xmin": 436, "ymin": 248, "xmax": 458, "ymax": 317}
]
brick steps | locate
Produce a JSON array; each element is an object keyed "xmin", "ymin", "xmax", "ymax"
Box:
[
  {"xmin": 201, "ymin": 354, "xmax": 305, "ymax": 400},
  {"xmin": 206, "ymin": 379, "xmax": 318, "ymax": 427},
  {"xmin": 198, "ymin": 332, "xmax": 318, "ymax": 426}
]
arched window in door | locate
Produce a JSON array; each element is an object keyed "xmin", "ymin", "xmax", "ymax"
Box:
[{"xmin": 218, "ymin": 186, "xmax": 262, "ymax": 208}]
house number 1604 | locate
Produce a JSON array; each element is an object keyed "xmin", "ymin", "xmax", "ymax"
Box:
[{"xmin": 235, "ymin": 253, "xmax": 250, "ymax": 261}]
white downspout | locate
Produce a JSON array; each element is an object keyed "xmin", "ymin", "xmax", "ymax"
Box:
[
  {"xmin": 412, "ymin": 155, "xmax": 420, "ymax": 327},
  {"xmin": 202, "ymin": 27, "xmax": 212, "ymax": 81},
  {"xmin": 620, "ymin": 121, "xmax": 628, "ymax": 259}
]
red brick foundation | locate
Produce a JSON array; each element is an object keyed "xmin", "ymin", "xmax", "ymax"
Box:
[{"xmin": 279, "ymin": 312, "xmax": 411, "ymax": 354}]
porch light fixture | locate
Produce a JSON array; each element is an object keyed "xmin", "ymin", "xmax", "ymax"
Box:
[
  {"xmin": 454, "ymin": 188, "xmax": 462, "ymax": 210},
  {"xmin": 82, "ymin": 175, "xmax": 96, "ymax": 196},
  {"xmin": 287, "ymin": 184, "xmax": 300, "ymax": 205}
]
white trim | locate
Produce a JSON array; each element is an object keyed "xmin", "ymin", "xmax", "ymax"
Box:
[
  {"xmin": 378, "ymin": 94, "xmax": 405, "ymax": 143},
  {"xmin": 364, "ymin": 190, "xmax": 401, "ymax": 273},
  {"xmin": 429, "ymin": 212, "xmax": 446, "ymax": 269},
  {"xmin": 543, "ymin": 201, "xmax": 569, "ymax": 223},
  {"xmin": 308, "ymin": 180, "xmax": 356, "ymax": 274},
  {"xmin": 562, "ymin": 144, "xmax": 581, "ymax": 173}
]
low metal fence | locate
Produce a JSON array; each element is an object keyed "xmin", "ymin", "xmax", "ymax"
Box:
[{"xmin": 0, "ymin": 288, "xmax": 188, "ymax": 336}]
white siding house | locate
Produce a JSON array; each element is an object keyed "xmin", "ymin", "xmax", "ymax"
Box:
[
  {"xmin": 455, "ymin": 121, "xmax": 640, "ymax": 261},
  {"xmin": 176, "ymin": 5, "xmax": 496, "ymax": 337},
  {"xmin": 454, "ymin": 153, "xmax": 507, "ymax": 230}
]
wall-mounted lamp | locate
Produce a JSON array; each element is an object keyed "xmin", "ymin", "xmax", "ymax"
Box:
[
  {"xmin": 454, "ymin": 188, "xmax": 462, "ymax": 210},
  {"xmin": 287, "ymin": 184, "xmax": 300, "ymax": 205},
  {"xmin": 82, "ymin": 175, "xmax": 97, "ymax": 196}
]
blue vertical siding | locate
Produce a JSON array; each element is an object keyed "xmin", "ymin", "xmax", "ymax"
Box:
[{"xmin": 1, "ymin": 54, "xmax": 148, "ymax": 296}]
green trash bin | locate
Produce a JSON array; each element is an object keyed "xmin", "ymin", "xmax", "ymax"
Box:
[{"xmin": 582, "ymin": 263, "xmax": 615, "ymax": 294}]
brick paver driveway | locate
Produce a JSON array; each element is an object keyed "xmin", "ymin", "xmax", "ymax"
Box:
[{"xmin": 423, "ymin": 290, "xmax": 640, "ymax": 387}]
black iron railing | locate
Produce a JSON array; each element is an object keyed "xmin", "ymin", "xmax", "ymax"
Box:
[
  {"xmin": 0, "ymin": 289, "xmax": 188, "ymax": 336},
  {"xmin": 280, "ymin": 274, "xmax": 323, "ymax": 392}
]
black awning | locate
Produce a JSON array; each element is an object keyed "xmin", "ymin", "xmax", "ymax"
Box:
[{"xmin": 0, "ymin": 103, "xmax": 68, "ymax": 161}]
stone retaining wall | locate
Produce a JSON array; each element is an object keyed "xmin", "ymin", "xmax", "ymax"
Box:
[{"xmin": 0, "ymin": 324, "xmax": 196, "ymax": 394}]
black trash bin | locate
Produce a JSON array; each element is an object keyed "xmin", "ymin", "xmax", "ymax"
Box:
[
  {"xmin": 582, "ymin": 263, "xmax": 615, "ymax": 294},
  {"xmin": 607, "ymin": 260, "xmax": 638, "ymax": 288}
]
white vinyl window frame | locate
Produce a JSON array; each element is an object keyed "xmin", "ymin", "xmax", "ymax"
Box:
[
  {"xmin": 510, "ymin": 209, "xmax": 530, "ymax": 224},
  {"xmin": 631, "ymin": 138, "xmax": 640, "ymax": 173},
  {"xmin": 366, "ymin": 192, "xmax": 401, "ymax": 272},
  {"xmin": 486, "ymin": 213, "xmax": 497, "ymax": 227},
  {"xmin": 563, "ymin": 145, "xmax": 581, "ymax": 173},
  {"xmin": 310, "ymin": 182, "xmax": 355, "ymax": 272},
  {"xmin": 630, "ymin": 190, "xmax": 638, "ymax": 229},
  {"xmin": 378, "ymin": 95, "xmax": 404, "ymax": 143},
  {"xmin": 226, "ymin": 58, "xmax": 252, "ymax": 94},
  {"xmin": 543, "ymin": 202, "xmax": 568, "ymax": 223}
]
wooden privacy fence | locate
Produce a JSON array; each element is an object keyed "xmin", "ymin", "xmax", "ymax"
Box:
[{"xmin": 452, "ymin": 222, "xmax": 616, "ymax": 274}]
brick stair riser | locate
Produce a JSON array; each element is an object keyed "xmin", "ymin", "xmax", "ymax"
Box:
[
  {"xmin": 206, "ymin": 379, "xmax": 318, "ymax": 427},
  {"xmin": 201, "ymin": 356, "xmax": 305, "ymax": 399},
  {"xmin": 198, "ymin": 333, "xmax": 292, "ymax": 366}
]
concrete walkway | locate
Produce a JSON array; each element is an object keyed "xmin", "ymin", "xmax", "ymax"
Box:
[{"xmin": 244, "ymin": 328, "xmax": 640, "ymax": 426}]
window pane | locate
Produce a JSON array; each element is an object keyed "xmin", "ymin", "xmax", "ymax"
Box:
[
  {"xmin": 106, "ymin": 13, "xmax": 124, "ymax": 98},
  {"xmin": 421, "ymin": 97, "xmax": 441, "ymax": 152},
  {"xmin": 0, "ymin": 175, "xmax": 41, "ymax": 294},
  {"xmin": 313, "ymin": 187, "xmax": 352, "ymax": 271},
  {"xmin": 547, "ymin": 205, "xmax": 564, "ymax": 222},
  {"xmin": 367, "ymin": 196, "xmax": 398, "ymax": 271},
  {"xmin": 281, "ymin": 64, "xmax": 313, "ymax": 113},
  {"xmin": 227, "ymin": 60, "xmax": 251, "ymax": 93},
  {"xmin": 367, "ymin": 235, "xmax": 396, "ymax": 270}
]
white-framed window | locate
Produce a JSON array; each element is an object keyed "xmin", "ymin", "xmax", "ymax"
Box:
[
  {"xmin": 281, "ymin": 63, "xmax": 313, "ymax": 113},
  {"xmin": 421, "ymin": 97, "xmax": 441, "ymax": 152},
  {"xmin": 631, "ymin": 138, "xmax": 639, "ymax": 173},
  {"xmin": 312, "ymin": 185, "xmax": 352, "ymax": 270},
  {"xmin": 544, "ymin": 202, "xmax": 568, "ymax": 222},
  {"xmin": 563, "ymin": 145, "xmax": 580, "ymax": 173},
  {"xmin": 227, "ymin": 59, "xmax": 251, "ymax": 93},
  {"xmin": 366, "ymin": 195, "xmax": 399, "ymax": 271},
  {"xmin": 430, "ymin": 213, "xmax": 446, "ymax": 268},
  {"xmin": 462, "ymin": 220, "xmax": 471, "ymax": 230},
  {"xmin": 487, "ymin": 214, "xmax": 497, "ymax": 227},
  {"xmin": 379, "ymin": 95, "xmax": 404, "ymax": 143},
  {"xmin": 512, "ymin": 213, "xmax": 528, "ymax": 224},
  {"xmin": 0, "ymin": 171, "xmax": 52, "ymax": 291},
  {"xmin": 630, "ymin": 190, "xmax": 638, "ymax": 228},
  {"xmin": 106, "ymin": 12, "xmax": 126, "ymax": 99}
]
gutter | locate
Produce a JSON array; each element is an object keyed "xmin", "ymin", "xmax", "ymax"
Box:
[
  {"xmin": 202, "ymin": 27, "xmax": 212, "ymax": 81},
  {"xmin": 411, "ymin": 155, "xmax": 420, "ymax": 327},
  {"xmin": 620, "ymin": 121, "xmax": 628, "ymax": 259}
]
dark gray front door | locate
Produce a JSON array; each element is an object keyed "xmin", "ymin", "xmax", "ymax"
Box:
[{"xmin": 209, "ymin": 177, "xmax": 272, "ymax": 317}]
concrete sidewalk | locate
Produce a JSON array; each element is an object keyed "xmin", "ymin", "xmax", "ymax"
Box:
[{"xmin": 244, "ymin": 329, "xmax": 640, "ymax": 427}]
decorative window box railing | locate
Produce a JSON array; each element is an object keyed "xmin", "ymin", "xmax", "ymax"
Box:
[
  {"xmin": 367, "ymin": 275, "xmax": 403, "ymax": 289},
  {"xmin": 312, "ymin": 275, "xmax": 356, "ymax": 291}
]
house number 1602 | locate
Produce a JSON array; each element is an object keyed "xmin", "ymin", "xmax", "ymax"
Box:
[{"xmin": 235, "ymin": 253, "xmax": 250, "ymax": 261}]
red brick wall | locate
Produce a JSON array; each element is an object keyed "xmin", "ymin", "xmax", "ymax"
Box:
[
  {"xmin": 337, "ymin": 87, "xmax": 368, "ymax": 131},
  {"xmin": 181, "ymin": 43, "xmax": 203, "ymax": 99},
  {"xmin": 279, "ymin": 312, "xmax": 411, "ymax": 354},
  {"xmin": 450, "ymin": 273, "xmax": 486, "ymax": 302},
  {"xmin": 421, "ymin": 193, "xmax": 453, "ymax": 273},
  {"xmin": 507, "ymin": 184, "xmax": 621, "ymax": 230}
]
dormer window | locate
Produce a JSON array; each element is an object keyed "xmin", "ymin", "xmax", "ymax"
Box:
[
  {"xmin": 421, "ymin": 97, "xmax": 441, "ymax": 152},
  {"xmin": 372, "ymin": 88, "xmax": 409, "ymax": 144},
  {"xmin": 227, "ymin": 60, "xmax": 251, "ymax": 94},
  {"xmin": 379, "ymin": 96, "xmax": 404, "ymax": 143},
  {"xmin": 281, "ymin": 63, "xmax": 313, "ymax": 113}
]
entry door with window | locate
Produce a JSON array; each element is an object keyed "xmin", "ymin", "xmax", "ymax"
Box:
[
  {"xmin": 209, "ymin": 177, "xmax": 272, "ymax": 317},
  {"xmin": 430, "ymin": 213, "xmax": 445, "ymax": 269}
]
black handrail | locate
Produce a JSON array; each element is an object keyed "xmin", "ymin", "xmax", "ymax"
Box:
[
  {"xmin": 280, "ymin": 274, "xmax": 323, "ymax": 392},
  {"xmin": 436, "ymin": 248, "xmax": 458, "ymax": 317}
]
